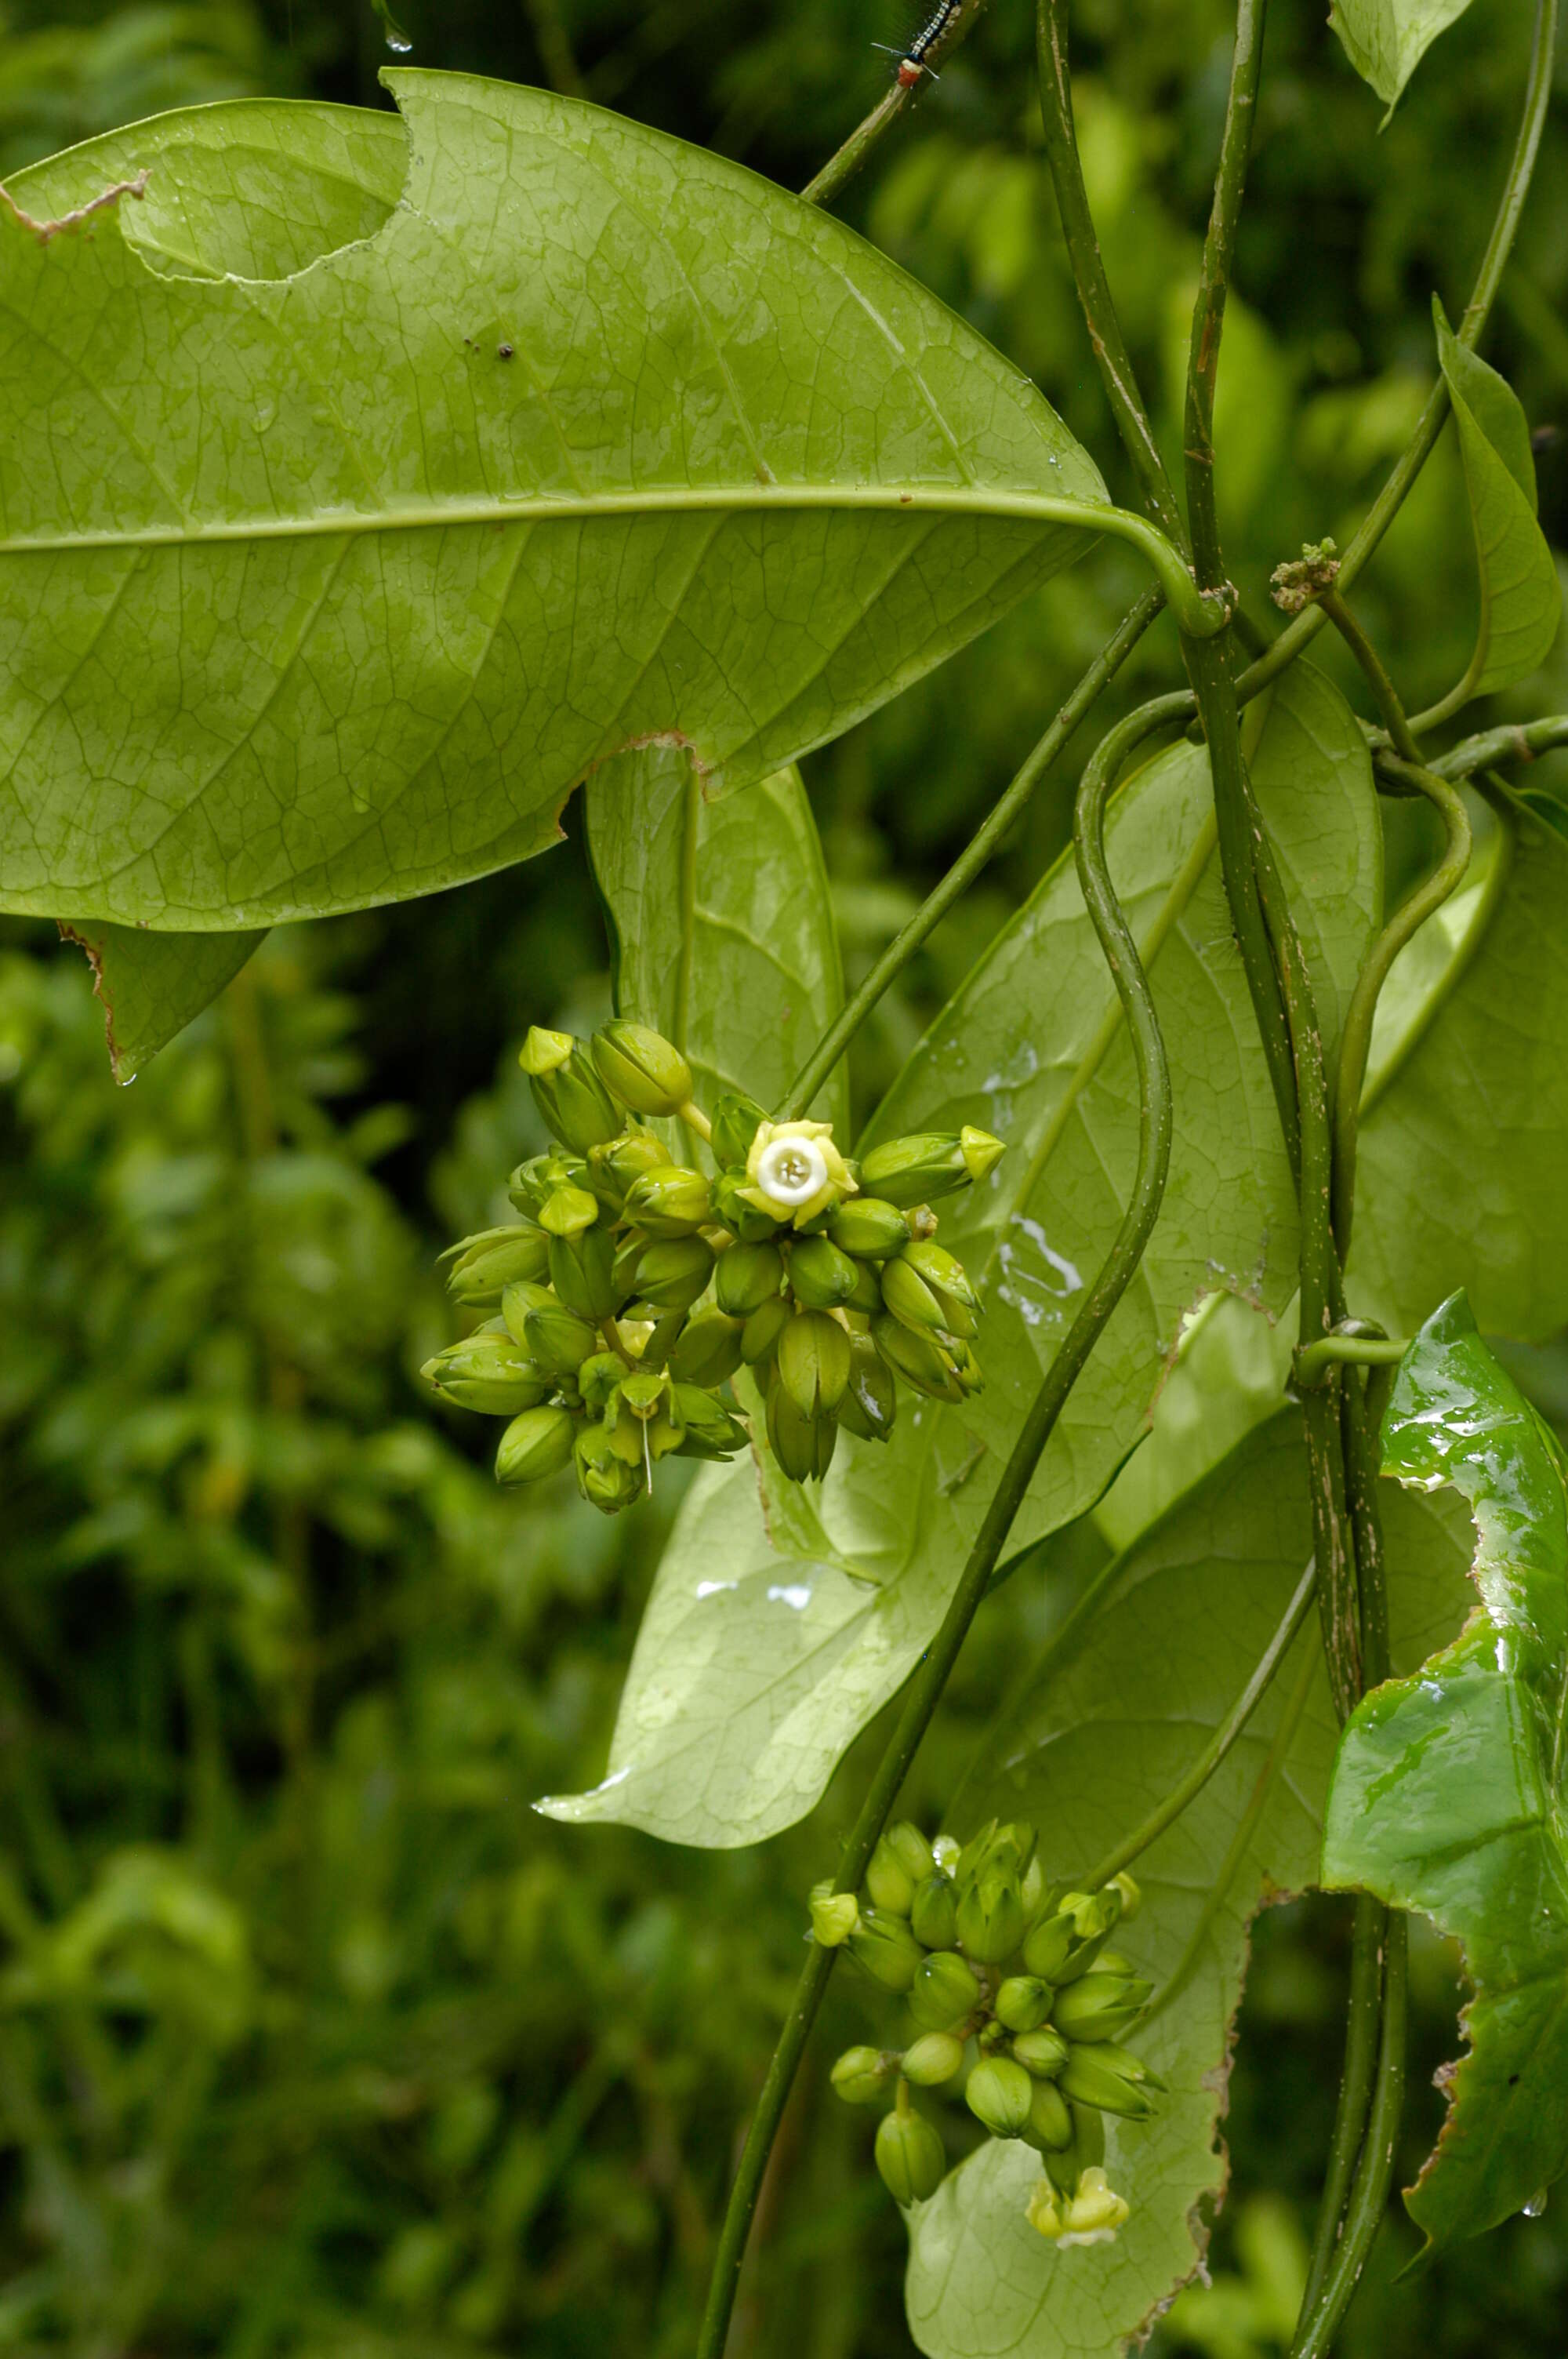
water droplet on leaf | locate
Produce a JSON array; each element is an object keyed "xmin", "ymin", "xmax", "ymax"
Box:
[{"xmin": 1524, "ymin": 2188, "xmax": 1548, "ymax": 2218}]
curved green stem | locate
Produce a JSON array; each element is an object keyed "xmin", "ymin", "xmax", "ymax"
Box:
[
  {"xmin": 1297, "ymin": 1893, "xmax": 1387, "ymax": 2324},
  {"xmin": 1295, "ymin": 1333, "xmax": 1406, "ymax": 1385},
  {"xmin": 1432, "ymin": 712, "xmax": 1568, "ymax": 778},
  {"xmin": 782, "ymin": 588, "xmax": 1165, "ymax": 1118},
  {"xmin": 695, "ymin": 692, "xmax": 1178, "ymax": 2359},
  {"xmin": 1185, "ymin": 0, "xmax": 1267, "ymax": 590},
  {"xmin": 801, "ymin": 0, "xmax": 993, "ymax": 208},
  {"xmin": 1319, "ymin": 588, "xmax": 1423, "ymax": 765},
  {"xmin": 1036, "ymin": 0, "xmax": 1189, "ymax": 551},
  {"xmin": 1079, "ymin": 1555, "xmax": 1316, "ymax": 1892},
  {"xmin": 1332, "ymin": 759, "xmax": 1471, "ymax": 1252},
  {"xmin": 1290, "ymin": 1914, "xmax": 1409, "ymax": 2358},
  {"xmin": 1238, "ymin": 0, "xmax": 1557, "ymax": 703}
]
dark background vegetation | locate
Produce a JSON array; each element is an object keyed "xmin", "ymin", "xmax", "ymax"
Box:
[{"xmin": 1, "ymin": 2, "xmax": 1566, "ymax": 2354}]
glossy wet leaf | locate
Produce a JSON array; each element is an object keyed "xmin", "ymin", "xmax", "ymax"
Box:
[
  {"xmin": 1323, "ymin": 1293, "xmax": 1568, "ymax": 2248},
  {"xmin": 1352, "ymin": 787, "xmax": 1568, "ymax": 1339},
  {"xmin": 1433, "ymin": 306, "xmax": 1561, "ymax": 704},
  {"xmin": 902, "ymin": 1412, "xmax": 1471, "ymax": 2359},
  {"xmin": 0, "ymin": 74, "xmax": 1106, "ymax": 933},
  {"xmin": 58, "ymin": 919, "xmax": 266, "ymax": 1085},
  {"xmin": 547, "ymin": 663, "xmax": 1382, "ymax": 1845},
  {"xmin": 1329, "ymin": 0, "xmax": 1479, "ymax": 108},
  {"xmin": 584, "ymin": 747, "xmax": 848, "ymax": 1147}
]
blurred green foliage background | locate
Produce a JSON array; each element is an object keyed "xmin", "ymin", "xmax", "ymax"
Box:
[{"xmin": 1, "ymin": 2, "xmax": 1566, "ymax": 2353}]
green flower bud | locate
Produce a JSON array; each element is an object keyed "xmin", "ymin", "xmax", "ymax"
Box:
[
  {"xmin": 500, "ymin": 1278, "xmax": 555, "ymax": 1346},
  {"xmin": 765, "ymin": 1384, "xmax": 838, "ymax": 1482},
  {"xmin": 956, "ymin": 1873, "xmax": 1025, "ymax": 1965},
  {"xmin": 1058, "ymin": 2041, "xmax": 1164, "ymax": 2120},
  {"xmin": 590, "ymin": 1020, "xmax": 693, "ymax": 1119},
  {"xmin": 740, "ymin": 1293, "xmax": 791, "ymax": 1366},
  {"xmin": 584, "ymin": 1125, "xmax": 672, "ymax": 1210},
  {"xmin": 866, "ymin": 1823, "xmax": 935, "ymax": 1916},
  {"xmin": 440, "ymin": 1223, "xmax": 550, "ymax": 1306},
  {"xmin": 521, "ymin": 1299, "xmax": 600, "ymax": 1379},
  {"xmin": 846, "ymin": 1260, "xmax": 884, "ymax": 1316},
  {"xmin": 537, "ymin": 1184, "xmax": 600, "ymax": 1241},
  {"xmin": 573, "ymin": 1418, "xmax": 645, "ymax": 1514},
  {"xmin": 837, "ymin": 1335, "xmax": 899, "ymax": 1445},
  {"xmin": 1013, "ymin": 2027, "xmax": 1071, "ymax": 2081},
  {"xmin": 1039, "ymin": 2101, "xmax": 1107, "ymax": 2199},
  {"xmin": 787, "ymin": 1235, "xmax": 860, "ymax": 1310},
  {"xmin": 711, "ymin": 1091, "xmax": 770, "ymax": 1171},
  {"xmin": 956, "ymin": 1820, "xmax": 1036, "ymax": 1886},
  {"xmin": 826, "ymin": 1197, "xmax": 910, "ymax": 1259},
  {"xmin": 870, "ymin": 1315, "xmax": 966, "ymax": 1403},
  {"xmin": 778, "ymin": 1309, "xmax": 853, "ymax": 1418},
  {"xmin": 715, "ymin": 1239, "xmax": 786, "ymax": 1317},
  {"xmin": 858, "ymin": 1129, "xmax": 1003, "ymax": 1209},
  {"xmin": 884, "ymin": 1240, "xmax": 980, "ymax": 1341},
  {"xmin": 848, "ymin": 1906, "xmax": 925, "ymax": 1994},
  {"xmin": 420, "ymin": 1333, "xmax": 552, "ymax": 1416},
  {"xmin": 622, "ymin": 1165, "xmax": 712, "ymax": 1238},
  {"xmin": 519, "ymin": 1027, "xmax": 622, "ymax": 1154},
  {"xmin": 1051, "ymin": 1973, "xmax": 1153, "ymax": 2045},
  {"xmin": 546, "ymin": 1225, "xmax": 618, "ymax": 1319},
  {"xmin": 666, "ymin": 1309, "xmax": 744, "ymax": 1387},
  {"xmin": 1022, "ymin": 1888, "xmax": 1123, "ymax": 1985},
  {"xmin": 830, "ymin": 2045, "xmax": 897, "ymax": 2106},
  {"xmin": 995, "ymin": 1976, "xmax": 1054, "ymax": 2034},
  {"xmin": 902, "ymin": 2032, "xmax": 965, "ymax": 2088},
  {"xmin": 909, "ymin": 1870, "xmax": 959, "ymax": 1952},
  {"xmin": 507, "ymin": 1149, "xmax": 587, "ymax": 1218},
  {"xmin": 964, "ymin": 2055, "xmax": 1033, "ymax": 2139},
  {"xmin": 908, "ymin": 1950, "xmax": 981, "ymax": 2032},
  {"xmin": 711, "ymin": 1168, "xmax": 779, "ymax": 1241},
  {"xmin": 575, "ymin": 1350, "xmax": 626, "ymax": 1413},
  {"xmin": 1023, "ymin": 2079, "xmax": 1074, "ymax": 2154},
  {"xmin": 494, "ymin": 1402, "xmax": 576, "ymax": 1485},
  {"xmin": 671, "ymin": 1384, "xmax": 749, "ymax": 1461},
  {"xmin": 630, "ymin": 1234, "xmax": 715, "ymax": 1312},
  {"xmin": 809, "ymin": 1882, "xmax": 860, "ymax": 1946},
  {"xmin": 1021, "ymin": 1858, "xmax": 1051, "ymax": 1927},
  {"xmin": 875, "ymin": 2103, "xmax": 946, "ymax": 2208}
]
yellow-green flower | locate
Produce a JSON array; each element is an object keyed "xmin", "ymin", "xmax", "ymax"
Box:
[
  {"xmin": 739, "ymin": 1119, "xmax": 858, "ymax": 1227},
  {"xmin": 1029, "ymin": 2167, "xmax": 1131, "ymax": 2245}
]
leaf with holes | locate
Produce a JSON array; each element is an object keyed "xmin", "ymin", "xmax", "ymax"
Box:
[
  {"xmin": 1324, "ymin": 1294, "xmax": 1568, "ymax": 2249},
  {"xmin": 543, "ymin": 661, "xmax": 1383, "ymax": 1845},
  {"xmin": 902, "ymin": 1411, "xmax": 1470, "ymax": 2359},
  {"xmin": 0, "ymin": 73, "xmax": 1112, "ymax": 934},
  {"xmin": 1350, "ymin": 786, "xmax": 1568, "ymax": 1340},
  {"xmin": 584, "ymin": 747, "xmax": 847, "ymax": 1146},
  {"xmin": 1431, "ymin": 304, "xmax": 1561, "ymax": 707}
]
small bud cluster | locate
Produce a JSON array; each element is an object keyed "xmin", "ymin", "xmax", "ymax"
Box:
[
  {"xmin": 423, "ymin": 1016, "xmax": 1003, "ymax": 1507},
  {"xmin": 819, "ymin": 1821, "xmax": 1162, "ymax": 2238}
]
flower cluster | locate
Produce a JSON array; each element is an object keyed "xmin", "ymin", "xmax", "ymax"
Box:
[
  {"xmin": 423, "ymin": 1016, "xmax": 1003, "ymax": 1509},
  {"xmin": 818, "ymin": 1820, "xmax": 1162, "ymax": 2238}
]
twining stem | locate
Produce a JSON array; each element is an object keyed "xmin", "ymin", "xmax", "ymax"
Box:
[
  {"xmin": 1319, "ymin": 588, "xmax": 1423, "ymax": 765},
  {"xmin": 1185, "ymin": 0, "xmax": 1267, "ymax": 590},
  {"xmin": 1432, "ymin": 712, "xmax": 1568, "ymax": 777},
  {"xmin": 1079, "ymin": 1556, "xmax": 1316, "ymax": 1892},
  {"xmin": 1035, "ymin": 0, "xmax": 1189, "ymax": 550},
  {"xmin": 1295, "ymin": 1334, "xmax": 1406, "ymax": 1384},
  {"xmin": 696, "ymin": 693, "xmax": 1178, "ymax": 2359},
  {"xmin": 1298, "ymin": 1892, "xmax": 1387, "ymax": 2322},
  {"xmin": 801, "ymin": 0, "xmax": 993, "ymax": 208},
  {"xmin": 1239, "ymin": 0, "xmax": 1557, "ymax": 702},
  {"xmin": 782, "ymin": 587, "xmax": 1164, "ymax": 1119},
  {"xmin": 1332, "ymin": 758, "xmax": 1472, "ymax": 1252}
]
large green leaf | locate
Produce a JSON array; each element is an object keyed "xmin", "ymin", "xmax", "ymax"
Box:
[
  {"xmin": 1323, "ymin": 1294, "xmax": 1568, "ymax": 2248},
  {"xmin": 58, "ymin": 918, "xmax": 266, "ymax": 1084},
  {"xmin": 1329, "ymin": 0, "xmax": 1478, "ymax": 109},
  {"xmin": 584, "ymin": 747, "xmax": 848, "ymax": 1143},
  {"xmin": 543, "ymin": 662, "xmax": 1382, "ymax": 1845},
  {"xmin": 0, "ymin": 73, "xmax": 1108, "ymax": 933},
  {"xmin": 1432, "ymin": 308, "xmax": 1561, "ymax": 704},
  {"xmin": 902, "ymin": 1413, "xmax": 1472, "ymax": 2359},
  {"xmin": 1351, "ymin": 787, "xmax": 1568, "ymax": 1339}
]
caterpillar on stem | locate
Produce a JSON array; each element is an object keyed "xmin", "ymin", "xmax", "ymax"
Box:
[{"xmin": 873, "ymin": 0, "xmax": 962, "ymax": 86}]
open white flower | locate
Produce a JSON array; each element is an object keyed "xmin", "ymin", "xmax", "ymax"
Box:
[{"xmin": 739, "ymin": 1118, "xmax": 857, "ymax": 1227}]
